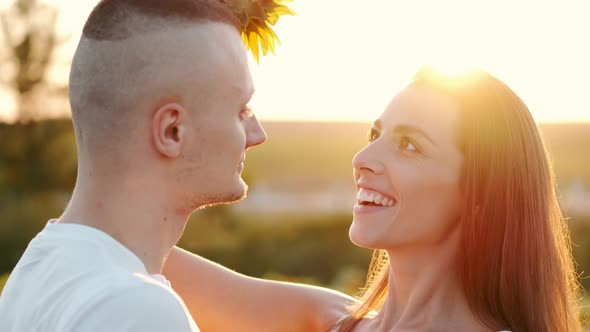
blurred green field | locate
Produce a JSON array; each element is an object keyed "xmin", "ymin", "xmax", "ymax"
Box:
[
  {"xmin": 2, "ymin": 213, "xmax": 590, "ymax": 326},
  {"xmin": 241, "ymin": 121, "xmax": 367, "ymax": 190}
]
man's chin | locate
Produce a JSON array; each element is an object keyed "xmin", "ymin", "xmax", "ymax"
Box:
[
  {"xmin": 196, "ymin": 183, "xmax": 248, "ymax": 209},
  {"xmin": 205, "ymin": 192, "xmax": 246, "ymax": 208}
]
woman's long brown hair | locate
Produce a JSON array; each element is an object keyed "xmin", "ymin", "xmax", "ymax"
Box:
[{"xmin": 336, "ymin": 68, "xmax": 582, "ymax": 332}]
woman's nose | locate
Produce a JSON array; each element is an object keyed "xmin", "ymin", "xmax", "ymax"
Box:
[{"xmin": 352, "ymin": 144, "xmax": 385, "ymax": 175}]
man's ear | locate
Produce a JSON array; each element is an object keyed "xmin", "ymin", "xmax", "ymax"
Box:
[{"xmin": 152, "ymin": 103, "xmax": 186, "ymax": 158}]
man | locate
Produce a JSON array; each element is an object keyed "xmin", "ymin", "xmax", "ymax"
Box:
[{"xmin": 0, "ymin": 0, "xmax": 352, "ymax": 331}]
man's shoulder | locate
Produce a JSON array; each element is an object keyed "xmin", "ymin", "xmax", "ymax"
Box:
[
  {"xmin": 86, "ymin": 269, "xmax": 183, "ymax": 310},
  {"xmin": 73, "ymin": 273, "xmax": 199, "ymax": 331},
  {"xmin": 99, "ymin": 273, "xmax": 183, "ymax": 308}
]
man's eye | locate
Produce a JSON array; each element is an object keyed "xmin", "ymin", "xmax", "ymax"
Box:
[
  {"xmin": 240, "ymin": 105, "xmax": 254, "ymax": 119},
  {"xmin": 368, "ymin": 129, "xmax": 379, "ymax": 142}
]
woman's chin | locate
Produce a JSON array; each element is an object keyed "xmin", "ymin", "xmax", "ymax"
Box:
[{"xmin": 348, "ymin": 221, "xmax": 383, "ymax": 249}]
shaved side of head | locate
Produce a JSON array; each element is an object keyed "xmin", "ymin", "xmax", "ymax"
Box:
[{"xmin": 69, "ymin": 0, "xmax": 239, "ymax": 158}]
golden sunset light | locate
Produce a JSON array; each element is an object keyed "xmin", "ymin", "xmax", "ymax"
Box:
[
  {"xmin": 1, "ymin": 0, "xmax": 589, "ymax": 123},
  {"xmin": 1, "ymin": 1, "xmax": 590, "ymax": 329}
]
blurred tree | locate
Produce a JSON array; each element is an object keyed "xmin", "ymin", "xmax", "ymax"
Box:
[
  {"xmin": 0, "ymin": 120, "xmax": 77, "ymax": 273},
  {"xmin": 0, "ymin": 1, "xmax": 75, "ymax": 273},
  {"xmin": 0, "ymin": 0, "xmax": 64, "ymax": 122}
]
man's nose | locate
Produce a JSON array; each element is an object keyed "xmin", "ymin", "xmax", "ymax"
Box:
[{"xmin": 245, "ymin": 115, "xmax": 267, "ymax": 148}]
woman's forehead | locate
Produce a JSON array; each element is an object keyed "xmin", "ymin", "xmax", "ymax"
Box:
[{"xmin": 377, "ymin": 85, "xmax": 461, "ymax": 141}]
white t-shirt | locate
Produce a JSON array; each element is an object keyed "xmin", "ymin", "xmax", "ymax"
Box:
[{"xmin": 0, "ymin": 221, "xmax": 200, "ymax": 332}]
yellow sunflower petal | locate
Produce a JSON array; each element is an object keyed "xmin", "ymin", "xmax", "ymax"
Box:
[
  {"xmin": 226, "ymin": 0, "xmax": 294, "ymax": 62},
  {"xmin": 251, "ymin": 21, "xmax": 273, "ymax": 55},
  {"xmin": 246, "ymin": 30, "xmax": 260, "ymax": 62}
]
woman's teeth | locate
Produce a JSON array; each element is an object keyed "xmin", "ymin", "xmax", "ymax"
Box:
[{"xmin": 357, "ymin": 188, "xmax": 395, "ymax": 207}]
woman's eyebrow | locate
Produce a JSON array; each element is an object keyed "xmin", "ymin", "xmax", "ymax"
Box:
[
  {"xmin": 393, "ymin": 124, "xmax": 436, "ymax": 146},
  {"xmin": 372, "ymin": 119, "xmax": 382, "ymax": 131}
]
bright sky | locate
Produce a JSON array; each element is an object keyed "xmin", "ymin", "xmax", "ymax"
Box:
[{"xmin": 1, "ymin": 0, "xmax": 589, "ymax": 123}]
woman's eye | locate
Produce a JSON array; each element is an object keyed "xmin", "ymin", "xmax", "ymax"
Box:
[
  {"xmin": 399, "ymin": 136, "xmax": 419, "ymax": 152},
  {"xmin": 368, "ymin": 129, "xmax": 379, "ymax": 142}
]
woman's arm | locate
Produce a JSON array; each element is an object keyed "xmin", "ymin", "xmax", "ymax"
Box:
[{"xmin": 163, "ymin": 246, "xmax": 356, "ymax": 332}]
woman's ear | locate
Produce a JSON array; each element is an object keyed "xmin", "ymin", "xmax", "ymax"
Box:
[{"xmin": 152, "ymin": 103, "xmax": 186, "ymax": 158}]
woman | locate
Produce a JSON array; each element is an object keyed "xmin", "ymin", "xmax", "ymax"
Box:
[
  {"xmin": 334, "ymin": 67, "xmax": 582, "ymax": 331},
  {"xmin": 163, "ymin": 68, "xmax": 582, "ymax": 332}
]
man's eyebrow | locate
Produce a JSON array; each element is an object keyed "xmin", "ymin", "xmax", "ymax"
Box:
[
  {"xmin": 241, "ymin": 87, "xmax": 255, "ymax": 105},
  {"xmin": 393, "ymin": 124, "xmax": 436, "ymax": 146}
]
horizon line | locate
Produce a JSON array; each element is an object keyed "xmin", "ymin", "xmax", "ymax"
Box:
[{"xmin": 1, "ymin": 114, "xmax": 589, "ymax": 126}]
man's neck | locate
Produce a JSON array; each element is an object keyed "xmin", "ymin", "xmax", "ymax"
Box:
[{"xmin": 58, "ymin": 175, "xmax": 190, "ymax": 274}]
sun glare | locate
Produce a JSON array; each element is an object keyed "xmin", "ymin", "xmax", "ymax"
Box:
[
  {"xmin": 247, "ymin": 0, "xmax": 590, "ymax": 123},
  {"xmin": 423, "ymin": 62, "xmax": 481, "ymax": 81}
]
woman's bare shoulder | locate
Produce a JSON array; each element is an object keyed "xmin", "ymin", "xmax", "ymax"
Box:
[{"xmin": 333, "ymin": 312, "xmax": 378, "ymax": 332}]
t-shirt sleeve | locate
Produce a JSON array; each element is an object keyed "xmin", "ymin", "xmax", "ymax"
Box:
[{"xmin": 72, "ymin": 281, "xmax": 199, "ymax": 332}]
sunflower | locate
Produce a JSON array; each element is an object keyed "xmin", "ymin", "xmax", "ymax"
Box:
[{"xmin": 223, "ymin": 0, "xmax": 295, "ymax": 62}]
